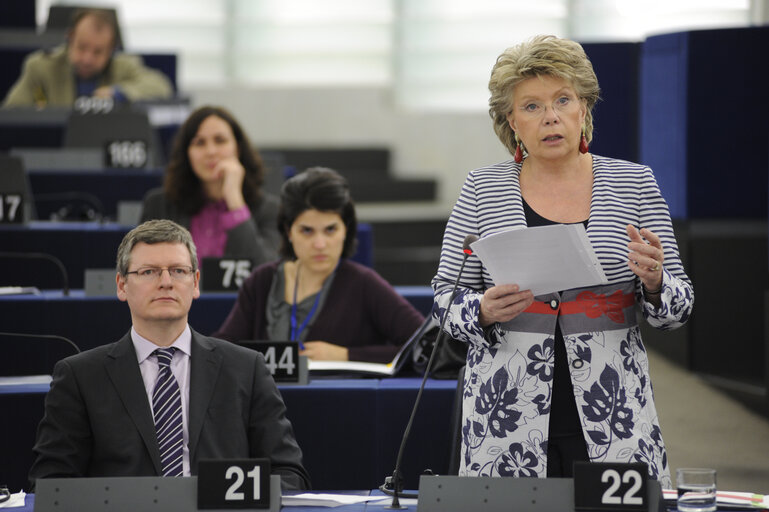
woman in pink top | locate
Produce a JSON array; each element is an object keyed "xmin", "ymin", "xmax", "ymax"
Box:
[{"xmin": 141, "ymin": 106, "xmax": 279, "ymax": 266}]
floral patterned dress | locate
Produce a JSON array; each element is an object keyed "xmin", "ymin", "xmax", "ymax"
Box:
[{"xmin": 432, "ymin": 155, "xmax": 693, "ymax": 489}]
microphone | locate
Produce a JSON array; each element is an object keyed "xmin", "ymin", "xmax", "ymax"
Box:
[
  {"xmin": 462, "ymin": 234, "xmax": 479, "ymax": 254},
  {"xmin": 0, "ymin": 251, "xmax": 70, "ymax": 296},
  {"xmin": 0, "ymin": 331, "xmax": 81, "ymax": 355},
  {"xmin": 382, "ymin": 233, "xmax": 478, "ymax": 509},
  {"xmin": 34, "ymin": 192, "xmax": 105, "ymax": 222},
  {"xmin": 0, "ymin": 331, "xmax": 81, "ymax": 376}
]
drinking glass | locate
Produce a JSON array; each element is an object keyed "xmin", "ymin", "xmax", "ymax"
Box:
[{"xmin": 676, "ymin": 468, "xmax": 716, "ymax": 512}]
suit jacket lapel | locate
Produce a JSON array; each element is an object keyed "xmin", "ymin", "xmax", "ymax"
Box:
[
  {"xmin": 188, "ymin": 331, "xmax": 223, "ymax": 462},
  {"xmin": 104, "ymin": 333, "xmax": 163, "ymax": 474}
]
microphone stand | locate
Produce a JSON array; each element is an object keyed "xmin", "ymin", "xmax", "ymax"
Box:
[
  {"xmin": 384, "ymin": 235, "xmax": 477, "ymax": 510},
  {"xmin": 0, "ymin": 331, "xmax": 81, "ymax": 354},
  {"xmin": 0, "ymin": 251, "xmax": 70, "ymax": 296}
]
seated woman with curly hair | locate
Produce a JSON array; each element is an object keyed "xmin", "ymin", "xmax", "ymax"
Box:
[{"xmin": 141, "ymin": 105, "xmax": 279, "ymax": 266}]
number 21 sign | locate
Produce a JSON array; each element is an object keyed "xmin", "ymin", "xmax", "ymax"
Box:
[{"xmin": 198, "ymin": 459, "xmax": 271, "ymax": 509}]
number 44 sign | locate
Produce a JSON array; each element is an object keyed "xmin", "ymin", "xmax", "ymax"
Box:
[
  {"xmin": 198, "ymin": 459, "xmax": 271, "ymax": 509},
  {"xmin": 245, "ymin": 341, "xmax": 299, "ymax": 383},
  {"xmin": 574, "ymin": 462, "xmax": 649, "ymax": 511}
]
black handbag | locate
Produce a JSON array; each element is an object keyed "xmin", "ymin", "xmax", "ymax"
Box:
[{"xmin": 411, "ymin": 318, "xmax": 468, "ymax": 379}]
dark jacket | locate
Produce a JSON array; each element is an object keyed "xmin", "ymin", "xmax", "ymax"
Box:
[
  {"xmin": 214, "ymin": 259, "xmax": 425, "ymax": 363},
  {"xmin": 29, "ymin": 329, "xmax": 310, "ymax": 490}
]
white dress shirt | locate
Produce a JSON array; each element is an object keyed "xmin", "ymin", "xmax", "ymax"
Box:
[{"xmin": 131, "ymin": 325, "xmax": 192, "ymax": 476}]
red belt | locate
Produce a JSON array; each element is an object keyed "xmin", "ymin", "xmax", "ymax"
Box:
[{"xmin": 524, "ymin": 290, "xmax": 635, "ymax": 324}]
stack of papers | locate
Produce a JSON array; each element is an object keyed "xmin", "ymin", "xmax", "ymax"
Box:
[
  {"xmin": 662, "ymin": 489, "xmax": 769, "ymax": 510},
  {"xmin": 281, "ymin": 493, "xmax": 388, "ymax": 507},
  {"xmin": 0, "ymin": 286, "xmax": 40, "ymax": 296},
  {"xmin": 307, "ymin": 318, "xmax": 436, "ymax": 376},
  {"xmin": 470, "ymin": 224, "xmax": 607, "ymax": 296},
  {"xmin": 0, "ymin": 491, "xmax": 26, "ymax": 509},
  {"xmin": 308, "ymin": 360, "xmax": 399, "ymax": 376}
]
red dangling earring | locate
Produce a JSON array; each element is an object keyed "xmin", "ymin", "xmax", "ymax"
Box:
[
  {"xmin": 514, "ymin": 134, "xmax": 523, "ymax": 163},
  {"xmin": 579, "ymin": 128, "xmax": 589, "ymax": 154}
]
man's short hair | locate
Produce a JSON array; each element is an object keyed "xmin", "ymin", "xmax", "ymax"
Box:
[
  {"xmin": 68, "ymin": 8, "xmax": 119, "ymax": 49},
  {"xmin": 116, "ymin": 219, "xmax": 198, "ymax": 276}
]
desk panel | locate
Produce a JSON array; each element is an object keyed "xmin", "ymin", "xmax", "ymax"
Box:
[
  {"xmin": 16, "ymin": 493, "xmax": 373, "ymax": 512},
  {"xmin": 0, "ymin": 288, "xmax": 433, "ymax": 371},
  {"xmin": 280, "ymin": 380, "xmax": 381, "ymax": 490},
  {"xmin": 7, "ymin": 491, "xmax": 745, "ymax": 512},
  {"xmin": 375, "ymin": 379, "xmax": 457, "ymax": 489},
  {"xmin": 0, "ymin": 391, "xmax": 46, "ymax": 494},
  {"xmin": 0, "ymin": 291, "xmax": 231, "ymax": 367},
  {"xmin": 0, "ymin": 378, "xmax": 455, "ymax": 493},
  {"xmin": 0, "ymin": 221, "xmax": 129, "ymax": 290},
  {"xmin": 0, "ymin": 222, "xmax": 375, "ymax": 290},
  {"xmin": 28, "ymin": 169, "xmax": 163, "ymax": 220}
]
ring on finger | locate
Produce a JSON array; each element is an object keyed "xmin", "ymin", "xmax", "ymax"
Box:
[{"xmin": 650, "ymin": 262, "xmax": 660, "ymax": 272}]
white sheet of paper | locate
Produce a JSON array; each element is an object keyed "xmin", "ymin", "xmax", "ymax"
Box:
[
  {"xmin": 281, "ymin": 493, "xmax": 386, "ymax": 507},
  {"xmin": 470, "ymin": 224, "xmax": 607, "ymax": 296},
  {"xmin": 0, "ymin": 491, "xmax": 26, "ymax": 509}
]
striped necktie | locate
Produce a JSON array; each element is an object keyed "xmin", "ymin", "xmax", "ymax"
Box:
[{"xmin": 152, "ymin": 347, "xmax": 184, "ymax": 477}]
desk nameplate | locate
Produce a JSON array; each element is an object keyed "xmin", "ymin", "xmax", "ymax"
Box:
[
  {"xmin": 35, "ymin": 475, "xmax": 281, "ymax": 512},
  {"xmin": 417, "ymin": 474, "xmax": 663, "ymax": 512}
]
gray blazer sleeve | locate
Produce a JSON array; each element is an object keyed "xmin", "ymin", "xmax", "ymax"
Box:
[
  {"xmin": 2, "ymin": 53, "xmax": 40, "ymax": 106},
  {"xmin": 109, "ymin": 54, "xmax": 173, "ymax": 101},
  {"xmin": 140, "ymin": 188, "xmax": 279, "ymax": 266},
  {"xmin": 225, "ymin": 193, "xmax": 280, "ymax": 266},
  {"xmin": 140, "ymin": 187, "xmax": 181, "ymax": 224}
]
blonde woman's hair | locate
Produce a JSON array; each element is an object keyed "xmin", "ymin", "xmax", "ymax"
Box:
[{"xmin": 488, "ymin": 35, "xmax": 601, "ymax": 156}]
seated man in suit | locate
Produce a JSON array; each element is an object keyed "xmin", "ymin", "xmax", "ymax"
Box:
[
  {"xmin": 29, "ymin": 219, "xmax": 310, "ymax": 490},
  {"xmin": 3, "ymin": 8, "xmax": 172, "ymax": 108}
]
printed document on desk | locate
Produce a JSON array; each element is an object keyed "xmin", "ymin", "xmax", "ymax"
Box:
[
  {"xmin": 469, "ymin": 224, "xmax": 607, "ymax": 296},
  {"xmin": 307, "ymin": 317, "xmax": 435, "ymax": 376}
]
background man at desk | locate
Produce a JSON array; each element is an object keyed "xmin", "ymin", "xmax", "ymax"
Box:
[
  {"xmin": 28, "ymin": 219, "xmax": 310, "ymax": 490},
  {"xmin": 2, "ymin": 8, "xmax": 172, "ymax": 108}
]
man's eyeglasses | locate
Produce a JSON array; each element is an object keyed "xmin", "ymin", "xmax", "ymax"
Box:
[{"xmin": 125, "ymin": 266, "xmax": 194, "ymax": 281}]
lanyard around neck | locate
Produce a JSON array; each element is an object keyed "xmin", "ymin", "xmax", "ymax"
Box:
[{"xmin": 290, "ymin": 265, "xmax": 324, "ymax": 342}]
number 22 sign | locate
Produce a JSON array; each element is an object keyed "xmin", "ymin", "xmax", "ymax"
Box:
[{"xmin": 573, "ymin": 462, "xmax": 649, "ymax": 511}]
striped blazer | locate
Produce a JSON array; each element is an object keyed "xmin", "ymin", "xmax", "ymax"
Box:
[{"xmin": 432, "ymin": 155, "xmax": 693, "ymax": 488}]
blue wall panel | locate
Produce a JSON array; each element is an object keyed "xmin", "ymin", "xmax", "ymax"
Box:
[
  {"xmin": 582, "ymin": 42, "xmax": 640, "ymax": 164},
  {"xmin": 640, "ymin": 32, "xmax": 689, "ymax": 219},
  {"xmin": 640, "ymin": 27, "xmax": 769, "ymax": 219}
]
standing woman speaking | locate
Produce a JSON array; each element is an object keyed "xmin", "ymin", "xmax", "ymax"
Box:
[{"xmin": 432, "ymin": 35, "xmax": 693, "ymax": 488}]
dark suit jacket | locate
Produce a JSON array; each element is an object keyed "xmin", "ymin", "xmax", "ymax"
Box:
[
  {"xmin": 29, "ymin": 329, "xmax": 310, "ymax": 490},
  {"xmin": 3, "ymin": 45, "xmax": 173, "ymax": 107}
]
